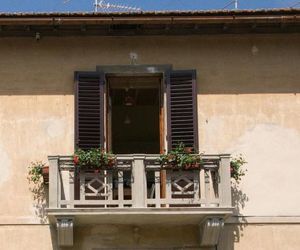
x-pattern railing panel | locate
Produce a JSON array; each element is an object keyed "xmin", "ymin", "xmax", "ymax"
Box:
[
  {"xmin": 85, "ymin": 173, "xmax": 111, "ymax": 197},
  {"xmin": 171, "ymin": 172, "xmax": 197, "ymax": 196}
]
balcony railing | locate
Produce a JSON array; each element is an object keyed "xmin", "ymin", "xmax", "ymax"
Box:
[{"xmin": 48, "ymin": 154, "xmax": 232, "ymax": 209}]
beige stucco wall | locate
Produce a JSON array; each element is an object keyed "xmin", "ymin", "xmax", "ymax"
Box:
[
  {"xmin": 0, "ymin": 225, "xmax": 55, "ymax": 250},
  {"xmin": 0, "ymin": 224, "xmax": 300, "ymax": 250},
  {"xmin": 221, "ymin": 224, "xmax": 300, "ymax": 250},
  {"xmin": 0, "ymin": 34, "xmax": 299, "ymax": 249}
]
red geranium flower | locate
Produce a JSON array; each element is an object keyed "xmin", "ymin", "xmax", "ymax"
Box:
[{"xmin": 73, "ymin": 155, "xmax": 79, "ymax": 165}]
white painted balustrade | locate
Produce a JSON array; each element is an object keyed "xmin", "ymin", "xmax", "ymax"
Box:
[{"xmin": 48, "ymin": 154, "xmax": 231, "ymax": 209}]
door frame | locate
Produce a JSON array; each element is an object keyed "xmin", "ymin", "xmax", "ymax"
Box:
[
  {"xmin": 106, "ymin": 74, "xmax": 164, "ymax": 154},
  {"xmin": 96, "ymin": 65, "xmax": 172, "ymax": 199},
  {"xmin": 96, "ymin": 64, "xmax": 172, "ymax": 153}
]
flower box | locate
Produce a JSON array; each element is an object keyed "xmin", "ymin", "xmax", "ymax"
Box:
[
  {"xmin": 159, "ymin": 143, "xmax": 203, "ymax": 171},
  {"xmin": 73, "ymin": 148, "xmax": 116, "ymax": 171}
]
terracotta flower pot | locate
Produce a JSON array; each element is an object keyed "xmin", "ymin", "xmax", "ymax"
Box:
[
  {"xmin": 162, "ymin": 162, "xmax": 201, "ymax": 170},
  {"xmin": 184, "ymin": 147, "xmax": 194, "ymax": 154},
  {"xmin": 183, "ymin": 162, "xmax": 200, "ymax": 170},
  {"xmin": 42, "ymin": 166, "xmax": 49, "ymax": 184},
  {"xmin": 73, "ymin": 155, "xmax": 79, "ymax": 165}
]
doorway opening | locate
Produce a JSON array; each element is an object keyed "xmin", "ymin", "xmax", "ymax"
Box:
[{"xmin": 107, "ymin": 75, "xmax": 162, "ymax": 154}]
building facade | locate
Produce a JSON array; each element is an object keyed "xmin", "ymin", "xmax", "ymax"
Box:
[{"xmin": 0, "ymin": 9, "xmax": 300, "ymax": 250}]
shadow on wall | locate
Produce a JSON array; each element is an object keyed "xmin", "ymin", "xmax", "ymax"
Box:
[
  {"xmin": 50, "ymin": 225, "xmax": 59, "ymax": 250},
  {"xmin": 231, "ymin": 183, "xmax": 249, "ymax": 243},
  {"xmin": 219, "ymin": 183, "xmax": 249, "ymax": 250},
  {"xmin": 29, "ymin": 181, "xmax": 60, "ymax": 250},
  {"xmin": 29, "ymin": 181, "xmax": 48, "ymax": 224},
  {"xmin": 1, "ymin": 64, "xmax": 300, "ymax": 96},
  {"xmin": 0, "ymin": 76, "xmax": 74, "ymax": 96},
  {"xmin": 58, "ymin": 224, "xmax": 205, "ymax": 250},
  {"xmin": 198, "ymin": 78, "xmax": 300, "ymax": 95},
  {"xmin": 1, "ymin": 76, "xmax": 300, "ymax": 96}
]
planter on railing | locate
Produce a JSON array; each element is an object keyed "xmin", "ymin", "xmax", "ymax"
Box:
[
  {"xmin": 159, "ymin": 143, "xmax": 203, "ymax": 171},
  {"xmin": 73, "ymin": 148, "xmax": 117, "ymax": 171},
  {"xmin": 145, "ymin": 156, "xmax": 220, "ymax": 207},
  {"xmin": 161, "ymin": 163, "xmax": 202, "ymax": 170}
]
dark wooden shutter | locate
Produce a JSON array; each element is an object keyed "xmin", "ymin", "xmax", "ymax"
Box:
[
  {"xmin": 167, "ymin": 70, "xmax": 198, "ymax": 152},
  {"xmin": 75, "ymin": 71, "xmax": 105, "ymax": 150}
]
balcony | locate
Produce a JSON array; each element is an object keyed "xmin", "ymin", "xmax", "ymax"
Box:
[{"xmin": 47, "ymin": 154, "xmax": 233, "ymax": 246}]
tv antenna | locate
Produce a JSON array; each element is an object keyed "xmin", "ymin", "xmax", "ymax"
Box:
[
  {"xmin": 94, "ymin": 0, "xmax": 141, "ymax": 12},
  {"xmin": 290, "ymin": 1, "xmax": 300, "ymax": 8},
  {"xmin": 223, "ymin": 0, "xmax": 238, "ymax": 10}
]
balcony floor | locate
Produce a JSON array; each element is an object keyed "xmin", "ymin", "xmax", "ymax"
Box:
[{"xmin": 47, "ymin": 207, "xmax": 233, "ymax": 225}]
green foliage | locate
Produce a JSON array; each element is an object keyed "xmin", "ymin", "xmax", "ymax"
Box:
[
  {"xmin": 159, "ymin": 143, "xmax": 202, "ymax": 170},
  {"xmin": 28, "ymin": 161, "xmax": 45, "ymax": 184},
  {"xmin": 74, "ymin": 148, "xmax": 116, "ymax": 169},
  {"xmin": 230, "ymin": 155, "xmax": 247, "ymax": 183}
]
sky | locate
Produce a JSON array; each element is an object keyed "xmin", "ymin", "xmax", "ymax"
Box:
[{"xmin": 0, "ymin": 0, "xmax": 299, "ymax": 13}]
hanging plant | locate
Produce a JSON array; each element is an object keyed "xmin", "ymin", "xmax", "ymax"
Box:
[
  {"xmin": 28, "ymin": 161, "xmax": 49, "ymax": 185},
  {"xmin": 159, "ymin": 143, "xmax": 203, "ymax": 170},
  {"xmin": 73, "ymin": 148, "xmax": 116, "ymax": 170},
  {"xmin": 230, "ymin": 155, "xmax": 247, "ymax": 183},
  {"xmin": 27, "ymin": 161, "xmax": 48, "ymax": 222}
]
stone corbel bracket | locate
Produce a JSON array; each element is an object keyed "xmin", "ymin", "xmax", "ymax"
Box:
[
  {"xmin": 56, "ymin": 217, "xmax": 74, "ymax": 247},
  {"xmin": 199, "ymin": 217, "xmax": 225, "ymax": 247}
]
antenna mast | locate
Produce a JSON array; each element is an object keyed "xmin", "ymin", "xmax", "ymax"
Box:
[
  {"xmin": 223, "ymin": 0, "xmax": 238, "ymax": 10},
  {"xmin": 94, "ymin": 0, "xmax": 141, "ymax": 12},
  {"xmin": 290, "ymin": 1, "xmax": 300, "ymax": 8}
]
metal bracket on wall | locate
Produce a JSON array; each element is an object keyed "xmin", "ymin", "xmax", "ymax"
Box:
[
  {"xmin": 56, "ymin": 217, "xmax": 74, "ymax": 247},
  {"xmin": 199, "ymin": 217, "xmax": 224, "ymax": 247}
]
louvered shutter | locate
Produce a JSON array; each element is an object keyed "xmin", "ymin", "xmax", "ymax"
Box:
[
  {"xmin": 75, "ymin": 71, "xmax": 105, "ymax": 150},
  {"xmin": 167, "ymin": 70, "xmax": 198, "ymax": 152}
]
